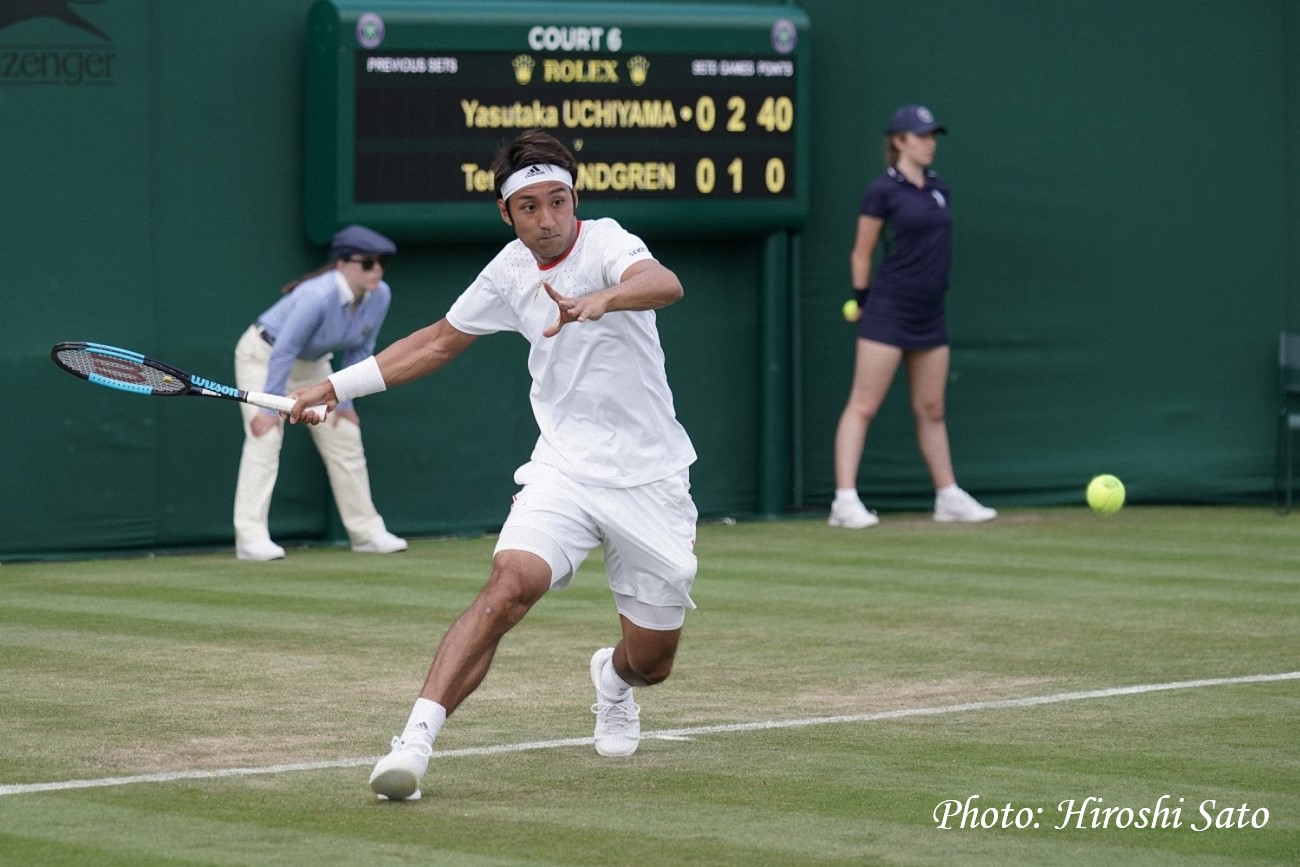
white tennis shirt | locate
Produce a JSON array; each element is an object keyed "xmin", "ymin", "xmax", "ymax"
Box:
[{"xmin": 446, "ymin": 218, "xmax": 697, "ymax": 488}]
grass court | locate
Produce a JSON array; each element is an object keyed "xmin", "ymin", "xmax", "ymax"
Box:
[{"xmin": 1, "ymin": 506, "xmax": 1297, "ymax": 865}]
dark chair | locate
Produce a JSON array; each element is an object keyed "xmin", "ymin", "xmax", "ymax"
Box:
[{"xmin": 1276, "ymin": 332, "xmax": 1300, "ymax": 514}]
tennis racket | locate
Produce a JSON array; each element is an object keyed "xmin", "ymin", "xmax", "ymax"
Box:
[{"xmin": 51, "ymin": 341, "xmax": 326, "ymax": 417}]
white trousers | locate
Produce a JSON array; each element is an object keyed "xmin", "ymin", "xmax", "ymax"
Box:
[{"xmin": 232, "ymin": 326, "xmax": 390, "ymax": 548}]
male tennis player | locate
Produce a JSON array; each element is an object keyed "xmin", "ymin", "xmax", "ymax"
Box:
[{"xmin": 289, "ymin": 129, "xmax": 698, "ymax": 801}]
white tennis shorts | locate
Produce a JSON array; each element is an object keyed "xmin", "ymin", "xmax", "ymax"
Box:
[{"xmin": 495, "ymin": 461, "xmax": 698, "ymax": 630}]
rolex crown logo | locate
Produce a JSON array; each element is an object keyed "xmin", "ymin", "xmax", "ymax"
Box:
[
  {"xmin": 627, "ymin": 55, "xmax": 649, "ymax": 86},
  {"xmin": 512, "ymin": 54, "xmax": 536, "ymax": 85}
]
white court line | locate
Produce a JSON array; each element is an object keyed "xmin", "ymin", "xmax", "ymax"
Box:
[{"xmin": 2, "ymin": 670, "xmax": 1296, "ymax": 798}]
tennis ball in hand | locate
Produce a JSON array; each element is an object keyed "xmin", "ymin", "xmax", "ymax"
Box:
[
  {"xmin": 1086, "ymin": 474, "xmax": 1125, "ymax": 514},
  {"xmin": 842, "ymin": 299, "xmax": 860, "ymax": 322}
]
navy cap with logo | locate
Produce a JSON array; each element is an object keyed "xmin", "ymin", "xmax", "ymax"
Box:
[
  {"xmin": 330, "ymin": 225, "xmax": 397, "ymax": 260},
  {"xmin": 886, "ymin": 105, "xmax": 947, "ymax": 136}
]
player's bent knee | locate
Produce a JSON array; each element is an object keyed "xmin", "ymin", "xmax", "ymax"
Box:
[
  {"xmin": 634, "ymin": 654, "xmax": 675, "ymax": 685},
  {"xmin": 471, "ymin": 587, "xmax": 532, "ymax": 634},
  {"xmin": 488, "ymin": 551, "xmax": 552, "ymax": 595},
  {"xmin": 621, "ymin": 642, "xmax": 677, "ymax": 687},
  {"xmin": 475, "ymin": 559, "xmax": 550, "ymax": 631}
]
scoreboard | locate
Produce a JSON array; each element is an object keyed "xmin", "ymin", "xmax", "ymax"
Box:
[{"xmin": 304, "ymin": 1, "xmax": 810, "ymax": 243}]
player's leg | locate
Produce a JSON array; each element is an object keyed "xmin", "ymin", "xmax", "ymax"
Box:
[
  {"xmin": 419, "ymin": 549, "xmax": 553, "ymax": 711},
  {"xmin": 830, "ymin": 338, "xmax": 902, "ymax": 527},
  {"xmin": 370, "ymin": 463, "xmax": 599, "ymax": 800},
  {"xmin": 588, "ymin": 607, "xmax": 683, "ymax": 758},
  {"xmin": 611, "ymin": 613, "xmax": 682, "ymax": 687},
  {"xmin": 369, "ymin": 549, "xmax": 553, "ymax": 800},
  {"xmin": 590, "ymin": 471, "xmax": 697, "ymax": 756}
]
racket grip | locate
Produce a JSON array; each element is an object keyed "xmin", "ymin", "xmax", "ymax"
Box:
[{"xmin": 248, "ymin": 391, "xmax": 328, "ymax": 419}]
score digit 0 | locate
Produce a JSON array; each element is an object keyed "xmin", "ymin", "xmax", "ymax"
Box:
[
  {"xmin": 764, "ymin": 157, "xmax": 785, "ymax": 193},
  {"xmin": 695, "ymin": 96, "xmax": 716, "ymax": 132},
  {"xmin": 696, "ymin": 157, "xmax": 716, "ymax": 193}
]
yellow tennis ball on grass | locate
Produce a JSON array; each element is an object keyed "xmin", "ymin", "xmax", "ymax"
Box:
[
  {"xmin": 842, "ymin": 299, "xmax": 860, "ymax": 322},
  {"xmin": 1086, "ymin": 474, "xmax": 1125, "ymax": 514}
]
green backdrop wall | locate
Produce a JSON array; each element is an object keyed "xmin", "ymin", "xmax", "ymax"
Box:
[
  {"xmin": 2, "ymin": 0, "xmax": 1296, "ymax": 560},
  {"xmin": 798, "ymin": 0, "xmax": 1299, "ymax": 515}
]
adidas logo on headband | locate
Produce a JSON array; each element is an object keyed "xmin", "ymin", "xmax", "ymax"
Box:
[{"xmin": 501, "ymin": 163, "xmax": 575, "ymax": 200}]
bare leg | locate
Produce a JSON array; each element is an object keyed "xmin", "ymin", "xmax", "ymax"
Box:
[
  {"xmin": 588, "ymin": 614, "xmax": 682, "ymax": 757},
  {"xmin": 833, "ymin": 339, "xmax": 904, "ymax": 489},
  {"xmin": 904, "ymin": 346, "xmax": 956, "ymax": 490},
  {"xmin": 367, "ymin": 550, "xmax": 554, "ymax": 800},
  {"xmin": 611, "ymin": 615, "xmax": 681, "ymax": 687},
  {"xmin": 417, "ymin": 549, "xmax": 552, "ymax": 715}
]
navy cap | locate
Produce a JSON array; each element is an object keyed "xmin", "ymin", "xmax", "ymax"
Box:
[
  {"xmin": 887, "ymin": 104, "xmax": 947, "ymax": 135},
  {"xmin": 330, "ymin": 225, "xmax": 397, "ymax": 259}
]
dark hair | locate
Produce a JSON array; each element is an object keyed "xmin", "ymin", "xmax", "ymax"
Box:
[
  {"xmin": 279, "ymin": 262, "xmax": 335, "ymax": 295},
  {"xmin": 883, "ymin": 133, "xmax": 902, "ymax": 170},
  {"xmin": 491, "ymin": 129, "xmax": 578, "ymax": 198}
]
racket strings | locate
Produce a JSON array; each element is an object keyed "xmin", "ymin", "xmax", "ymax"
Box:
[{"xmin": 55, "ymin": 348, "xmax": 187, "ymax": 395}]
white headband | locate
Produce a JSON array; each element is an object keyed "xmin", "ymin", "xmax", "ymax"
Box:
[{"xmin": 500, "ymin": 164, "xmax": 574, "ymax": 201}]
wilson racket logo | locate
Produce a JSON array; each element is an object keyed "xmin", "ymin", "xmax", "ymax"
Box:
[{"xmin": 190, "ymin": 375, "xmax": 240, "ymax": 398}]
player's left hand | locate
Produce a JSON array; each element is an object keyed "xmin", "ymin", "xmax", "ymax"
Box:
[{"xmin": 542, "ymin": 281, "xmax": 609, "ymax": 338}]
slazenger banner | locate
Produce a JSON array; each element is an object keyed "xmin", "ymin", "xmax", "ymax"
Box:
[{"xmin": 0, "ymin": 0, "xmax": 116, "ymax": 86}]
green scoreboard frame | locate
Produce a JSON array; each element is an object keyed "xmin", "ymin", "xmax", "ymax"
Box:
[{"xmin": 304, "ymin": 0, "xmax": 810, "ymax": 243}]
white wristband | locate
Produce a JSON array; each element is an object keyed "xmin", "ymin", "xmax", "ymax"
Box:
[{"xmin": 329, "ymin": 355, "xmax": 386, "ymax": 403}]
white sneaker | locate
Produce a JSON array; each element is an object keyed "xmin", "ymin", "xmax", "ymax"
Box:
[
  {"xmin": 590, "ymin": 647, "xmax": 641, "ymax": 757},
  {"xmin": 369, "ymin": 735, "xmax": 432, "ymax": 801},
  {"xmin": 352, "ymin": 531, "xmax": 408, "ymax": 554},
  {"xmin": 235, "ymin": 539, "xmax": 285, "ymax": 561},
  {"xmin": 828, "ymin": 498, "xmax": 880, "ymax": 529},
  {"xmin": 933, "ymin": 488, "xmax": 998, "ymax": 523}
]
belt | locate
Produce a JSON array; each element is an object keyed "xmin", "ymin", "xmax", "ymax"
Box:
[{"xmin": 255, "ymin": 326, "xmax": 331, "ymax": 363}]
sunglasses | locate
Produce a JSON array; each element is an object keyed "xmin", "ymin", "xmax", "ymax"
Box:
[{"xmin": 347, "ymin": 255, "xmax": 389, "ymax": 271}]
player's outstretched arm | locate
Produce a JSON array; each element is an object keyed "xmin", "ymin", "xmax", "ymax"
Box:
[
  {"xmin": 289, "ymin": 318, "xmax": 477, "ymax": 423},
  {"xmin": 376, "ymin": 318, "xmax": 478, "ymax": 388}
]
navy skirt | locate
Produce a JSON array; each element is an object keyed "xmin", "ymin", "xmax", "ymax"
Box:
[{"xmin": 857, "ymin": 289, "xmax": 948, "ymax": 349}]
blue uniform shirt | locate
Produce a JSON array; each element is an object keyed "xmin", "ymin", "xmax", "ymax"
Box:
[
  {"xmin": 256, "ymin": 269, "xmax": 391, "ymax": 411},
  {"xmin": 859, "ymin": 166, "xmax": 952, "ymax": 307}
]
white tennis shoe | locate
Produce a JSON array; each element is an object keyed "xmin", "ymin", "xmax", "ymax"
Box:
[
  {"xmin": 590, "ymin": 647, "xmax": 641, "ymax": 757},
  {"xmin": 828, "ymin": 498, "xmax": 879, "ymax": 529},
  {"xmin": 933, "ymin": 487, "xmax": 998, "ymax": 523},
  {"xmin": 352, "ymin": 531, "xmax": 408, "ymax": 554},
  {"xmin": 369, "ymin": 735, "xmax": 431, "ymax": 801},
  {"xmin": 235, "ymin": 539, "xmax": 285, "ymax": 561}
]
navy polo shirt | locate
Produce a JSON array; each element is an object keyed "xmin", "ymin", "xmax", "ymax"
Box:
[{"xmin": 859, "ymin": 166, "xmax": 952, "ymax": 307}]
